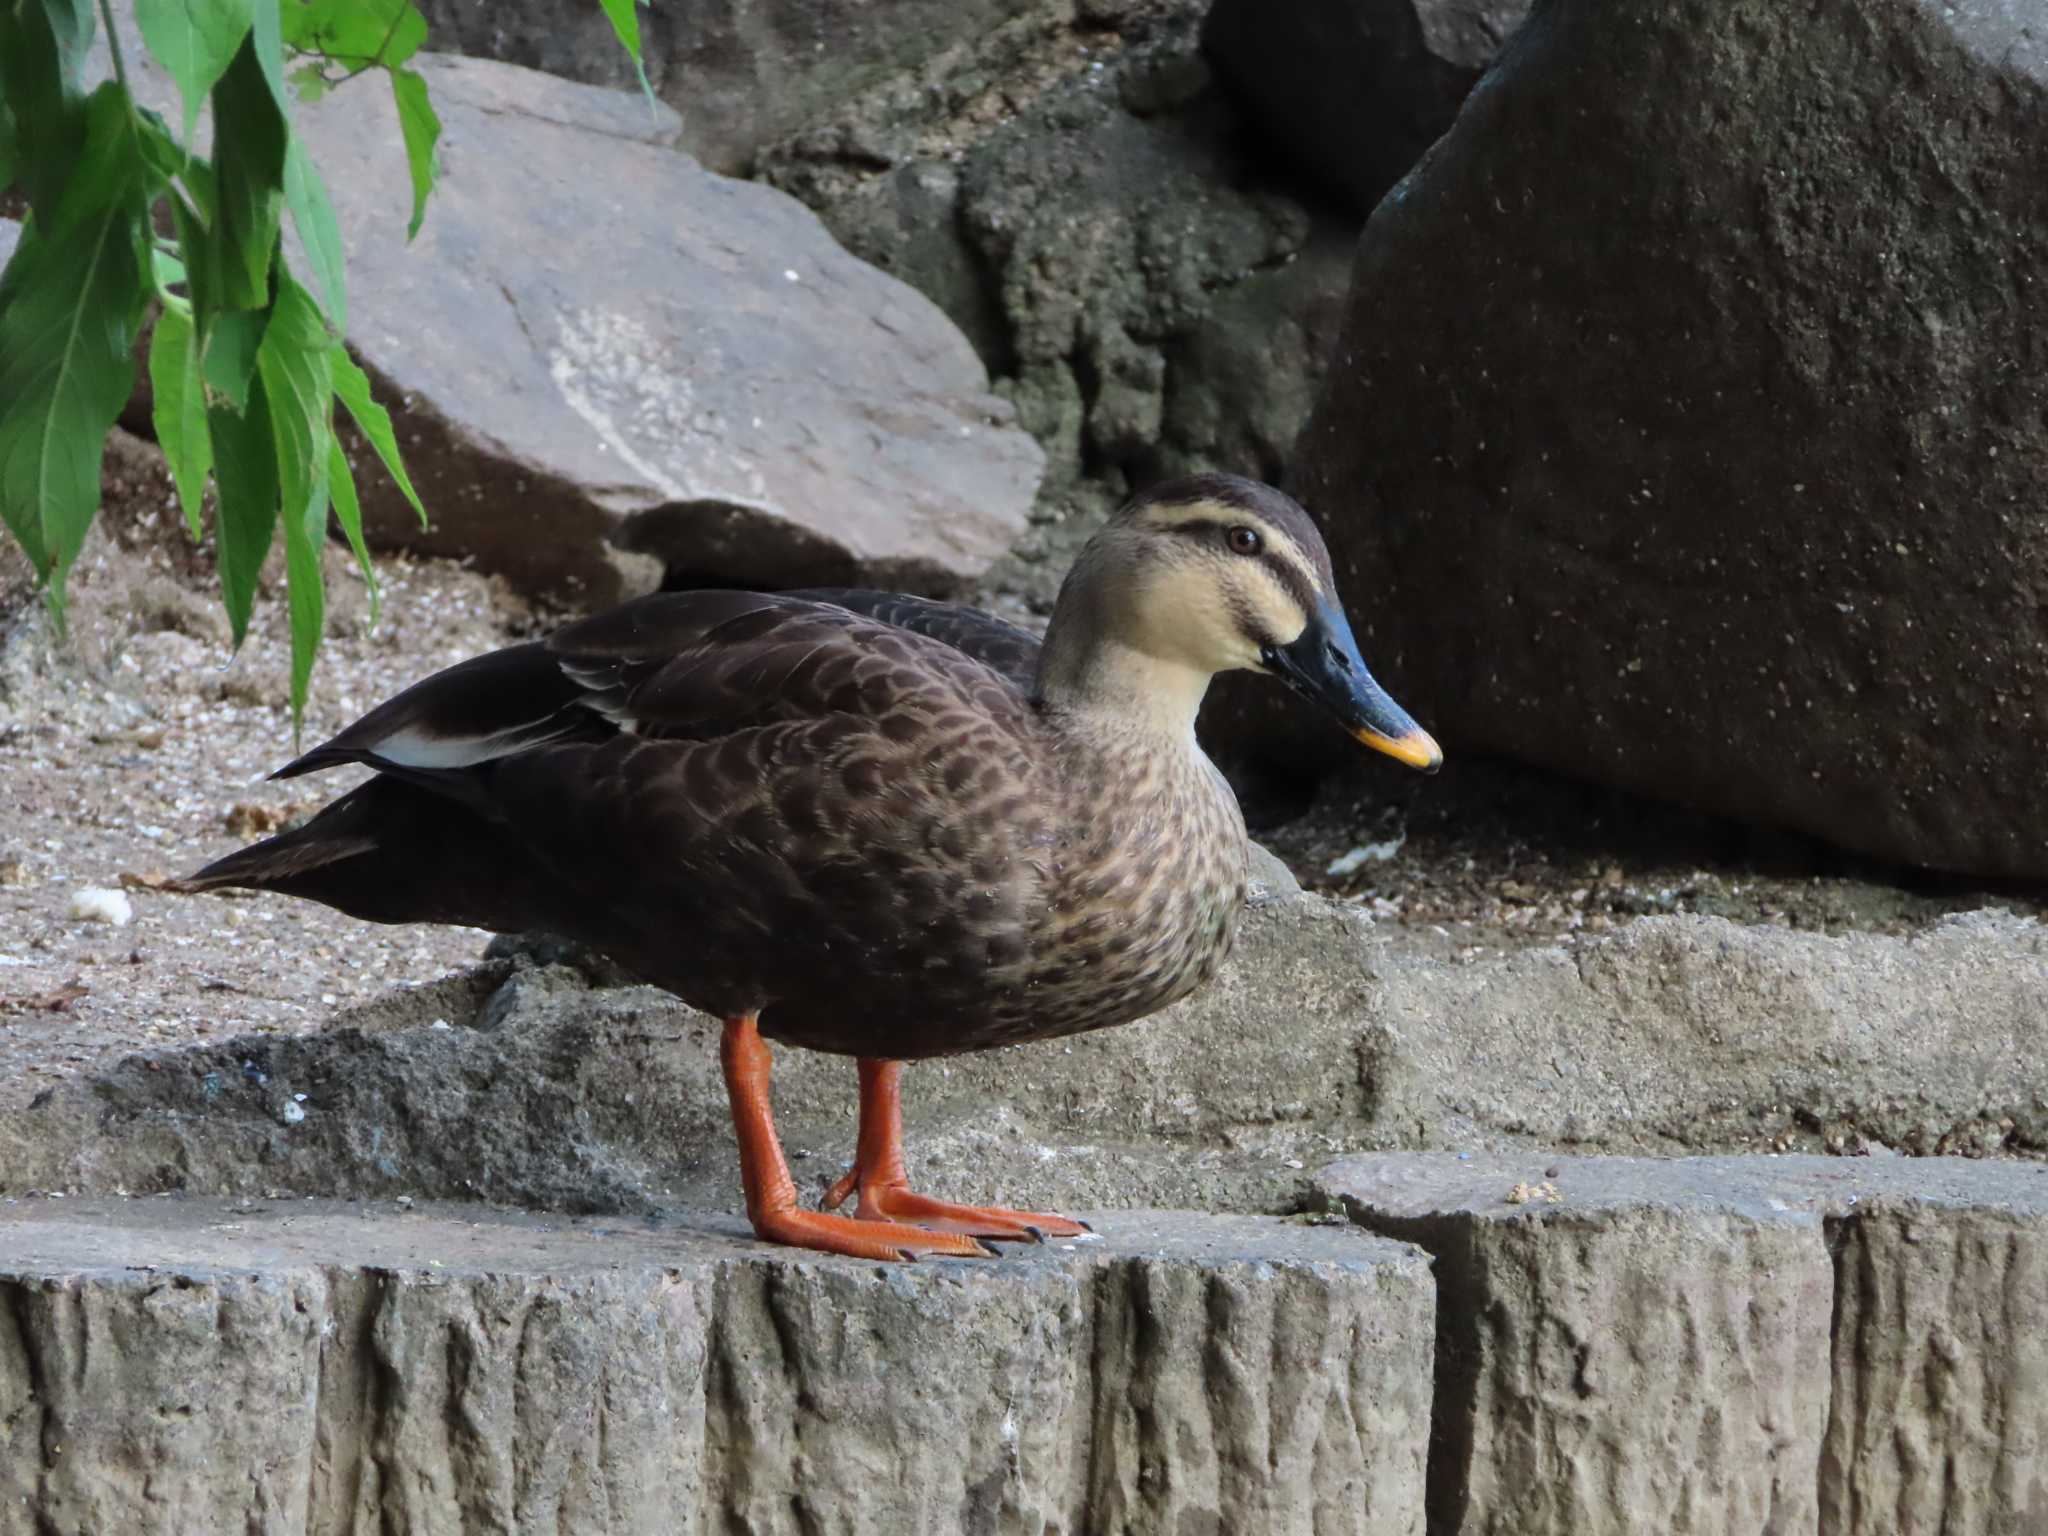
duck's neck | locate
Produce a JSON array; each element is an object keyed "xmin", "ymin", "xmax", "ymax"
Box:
[{"xmin": 1033, "ymin": 629, "xmax": 1214, "ymax": 743}]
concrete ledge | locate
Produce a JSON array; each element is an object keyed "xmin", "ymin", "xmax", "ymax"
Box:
[
  {"xmin": 0, "ymin": 1201, "xmax": 1432, "ymax": 1536},
  {"xmin": 1319, "ymin": 1153, "xmax": 2048, "ymax": 1536}
]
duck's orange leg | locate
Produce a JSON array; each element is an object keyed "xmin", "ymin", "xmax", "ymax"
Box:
[
  {"xmin": 821, "ymin": 1057, "xmax": 1091, "ymax": 1241},
  {"xmin": 721, "ymin": 1015, "xmax": 992, "ymax": 1261}
]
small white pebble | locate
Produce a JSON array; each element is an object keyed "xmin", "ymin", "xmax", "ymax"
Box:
[
  {"xmin": 429, "ymin": 1018, "xmax": 452, "ymax": 1030},
  {"xmin": 280, "ymin": 1100, "xmax": 307, "ymax": 1126},
  {"xmin": 68, "ymin": 888, "xmax": 133, "ymax": 926}
]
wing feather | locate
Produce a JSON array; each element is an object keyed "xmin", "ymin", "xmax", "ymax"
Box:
[
  {"xmin": 790, "ymin": 589, "xmax": 1041, "ymax": 691},
  {"xmin": 274, "ymin": 590, "xmax": 1036, "ymax": 782}
]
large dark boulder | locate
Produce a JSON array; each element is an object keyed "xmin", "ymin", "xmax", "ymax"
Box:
[
  {"xmin": 1202, "ymin": 0, "xmax": 1530, "ymax": 216},
  {"xmin": 1288, "ymin": 0, "xmax": 2048, "ymax": 879}
]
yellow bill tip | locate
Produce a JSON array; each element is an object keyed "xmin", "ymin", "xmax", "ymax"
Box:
[{"xmin": 1355, "ymin": 726, "xmax": 1442, "ymax": 773}]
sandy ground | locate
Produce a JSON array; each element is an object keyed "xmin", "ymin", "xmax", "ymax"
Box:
[
  {"xmin": 0, "ymin": 436, "xmax": 523, "ymax": 1108},
  {"xmin": 4, "ymin": 432, "xmax": 2038, "ymax": 1112}
]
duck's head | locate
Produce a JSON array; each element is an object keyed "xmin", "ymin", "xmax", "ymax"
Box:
[{"xmin": 1035, "ymin": 472, "xmax": 1440, "ymax": 770}]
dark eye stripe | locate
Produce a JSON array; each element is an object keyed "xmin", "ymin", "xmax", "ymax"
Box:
[{"xmin": 1162, "ymin": 516, "xmax": 1321, "ymax": 613}]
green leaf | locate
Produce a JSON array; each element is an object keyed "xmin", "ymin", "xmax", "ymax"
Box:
[
  {"xmin": 0, "ymin": 96, "xmax": 18, "ymax": 192},
  {"xmin": 380, "ymin": 3, "xmax": 427, "ymax": 70},
  {"xmin": 389, "ymin": 65, "xmax": 438, "ymax": 241},
  {"xmin": 150, "ymin": 242, "xmax": 189, "ymax": 299},
  {"xmin": 128, "ymin": 101, "xmax": 190, "ymax": 184},
  {"xmin": 34, "ymin": 0, "xmax": 97, "ymax": 86},
  {"xmin": 256, "ymin": 274, "xmax": 334, "ymax": 720},
  {"xmin": 208, "ymin": 34, "xmax": 287, "ymax": 309},
  {"xmin": 331, "ymin": 346, "xmax": 423, "ymax": 526},
  {"xmin": 595, "ymin": 0, "xmax": 652, "ymax": 102},
  {"xmin": 0, "ymin": 2, "xmax": 89, "ymax": 214},
  {"xmin": 133, "ymin": 0, "xmax": 253, "ymax": 140},
  {"xmin": 0, "ymin": 83, "xmax": 150, "ymax": 615},
  {"xmin": 327, "ymin": 436, "xmax": 378, "ymax": 625},
  {"xmin": 206, "ymin": 378, "xmax": 278, "ymax": 646},
  {"xmin": 247, "ymin": 0, "xmax": 289, "ymax": 108},
  {"xmin": 283, "ymin": 137, "xmax": 345, "ymax": 331},
  {"xmin": 282, "ymin": 0, "xmax": 402, "ymax": 59},
  {"xmin": 287, "ymin": 59, "xmax": 328, "ymax": 103},
  {"xmin": 201, "ymin": 302, "xmax": 269, "ymax": 409},
  {"xmin": 148, "ymin": 305, "xmax": 212, "ymax": 538}
]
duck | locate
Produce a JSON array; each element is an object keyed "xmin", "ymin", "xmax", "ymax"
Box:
[{"xmin": 178, "ymin": 472, "xmax": 1439, "ymax": 1260}]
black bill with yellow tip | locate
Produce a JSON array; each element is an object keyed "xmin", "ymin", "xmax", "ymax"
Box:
[{"xmin": 1260, "ymin": 603, "xmax": 1442, "ymax": 773}]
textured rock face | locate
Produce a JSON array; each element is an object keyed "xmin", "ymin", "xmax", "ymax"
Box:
[
  {"xmin": 290, "ymin": 54, "xmax": 1043, "ymax": 605},
  {"xmin": 0, "ymin": 1201, "xmax": 1434, "ymax": 1536},
  {"xmin": 1824, "ymin": 1204, "xmax": 2048, "ymax": 1536},
  {"xmin": 412, "ymin": 0, "xmax": 1045, "ymax": 175},
  {"xmin": 1202, "ymin": 0, "xmax": 1531, "ymax": 214},
  {"xmin": 758, "ymin": 4, "xmax": 1358, "ymax": 495},
  {"xmin": 1286, "ymin": 0, "xmax": 2048, "ymax": 878},
  {"xmin": 1322, "ymin": 1153, "xmax": 2048, "ymax": 1536}
]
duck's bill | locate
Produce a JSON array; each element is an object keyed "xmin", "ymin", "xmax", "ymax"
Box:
[
  {"xmin": 1262, "ymin": 604, "xmax": 1443, "ymax": 775},
  {"xmin": 1352, "ymin": 724, "xmax": 1443, "ymax": 772}
]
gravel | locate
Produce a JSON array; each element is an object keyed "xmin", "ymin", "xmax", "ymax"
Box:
[{"xmin": 0, "ymin": 434, "xmax": 519, "ymax": 1108}]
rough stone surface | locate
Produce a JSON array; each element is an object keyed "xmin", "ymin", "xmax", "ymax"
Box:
[
  {"xmin": 758, "ymin": 3, "xmax": 1356, "ymax": 494},
  {"xmin": 413, "ymin": 0, "xmax": 1047, "ymax": 175},
  {"xmin": 1825, "ymin": 1200, "xmax": 2048, "ymax": 1536},
  {"xmin": 303, "ymin": 55, "xmax": 1043, "ymax": 605},
  {"xmin": 0, "ymin": 1199, "xmax": 1433, "ymax": 1536},
  {"xmin": 1321, "ymin": 1153, "xmax": 2048, "ymax": 1536},
  {"xmin": 5, "ymin": 884, "xmax": 2046, "ymax": 1217},
  {"xmin": 1202, "ymin": 0, "xmax": 1531, "ymax": 215},
  {"xmin": 93, "ymin": 26, "xmax": 1044, "ymax": 607},
  {"xmin": 1284, "ymin": 0, "xmax": 2048, "ymax": 879}
]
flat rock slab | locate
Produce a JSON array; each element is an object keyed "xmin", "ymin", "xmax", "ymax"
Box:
[
  {"xmin": 92, "ymin": 17, "xmax": 1045, "ymax": 606},
  {"xmin": 0, "ymin": 1200, "xmax": 1432, "ymax": 1536},
  {"xmin": 1320, "ymin": 1153, "xmax": 2048, "ymax": 1536}
]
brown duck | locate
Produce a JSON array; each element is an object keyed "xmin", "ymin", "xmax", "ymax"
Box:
[{"xmin": 180, "ymin": 473, "xmax": 1439, "ymax": 1259}]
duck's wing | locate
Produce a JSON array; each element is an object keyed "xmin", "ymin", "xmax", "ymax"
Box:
[
  {"xmin": 270, "ymin": 590, "xmax": 1029, "ymax": 782},
  {"xmin": 789, "ymin": 589, "xmax": 1042, "ymax": 693}
]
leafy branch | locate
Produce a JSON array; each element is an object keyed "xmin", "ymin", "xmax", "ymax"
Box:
[{"xmin": 0, "ymin": 0, "xmax": 647, "ymax": 725}]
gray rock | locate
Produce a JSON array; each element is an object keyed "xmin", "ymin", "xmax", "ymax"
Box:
[
  {"xmin": 1283, "ymin": 0, "xmax": 2048, "ymax": 879},
  {"xmin": 413, "ymin": 0, "xmax": 1048, "ymax": 175},
  {"xmin": 1824, "ymin": 1199, "xmax": 2048, "ymax": 1536},
  {"xmin": 1319, "ymin": 1153, "xmax": 2048, "ymax": 1536},
  {"xmin": 7, "ymin": 888, "xmax": 2048, "ymax": 1218},
  {"xmin": 89, "ymin": 19, "xmax": 1044, "ymax": 606},
  {"xmin": 0, "ymin": 1198, "xmax": 1434, "ymax": 1535},
  {"xmin": 1202, "ymin": 0, "xmax": 1531, "ymax": 215},
  {"xmin": 758, "ymin": 5, "xmax": 1352, "ymax": 494},
  {"xmin": 293, "ymin": 54, "xmax": 1043, "ymax": 605}
]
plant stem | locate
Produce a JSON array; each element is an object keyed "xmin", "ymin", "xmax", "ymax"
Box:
[{"xmin": 96, "ymin": 0, "xmax": 130, "ymax": 96}]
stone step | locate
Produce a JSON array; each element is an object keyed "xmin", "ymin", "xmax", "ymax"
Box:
[
  {"xmin": 0, "ymin": 1201, "xmax": 1432, "ymax": 1536},
  {"xmin": 1319, "ymin": 1153, "xmax": 2048, "ymax": 1536},
  {"xmin": 5, "ymin": 892, "xmax": 2046, "ymax": 1220}
]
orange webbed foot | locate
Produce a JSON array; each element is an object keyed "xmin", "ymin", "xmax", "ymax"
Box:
[
  {"xmin": 821, "ymin": 1168, "xmax": 1091, "ymax": 1242},
  {"xmin": 752, "ymin": 1204, "xmax": 996, "ymax": 1262}
]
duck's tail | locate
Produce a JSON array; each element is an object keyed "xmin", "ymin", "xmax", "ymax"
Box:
[{"xmin": 174, "ymin": 775, "xmax": 564, "ymax": 935}]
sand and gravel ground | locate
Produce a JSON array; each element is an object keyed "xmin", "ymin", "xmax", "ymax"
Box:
[{"xmin": 0, "ymin": 436, "xmax": 523, "ymax": 1108}]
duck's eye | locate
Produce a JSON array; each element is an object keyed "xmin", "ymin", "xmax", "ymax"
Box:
[{"xmin": 1226, "ymin": 526, "xmax": 1262, "ymax": 556}]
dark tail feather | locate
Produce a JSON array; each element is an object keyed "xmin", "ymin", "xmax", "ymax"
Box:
[{"xmin": 173, "ymin": 776, "xmax": 567, "ymax": 934}]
